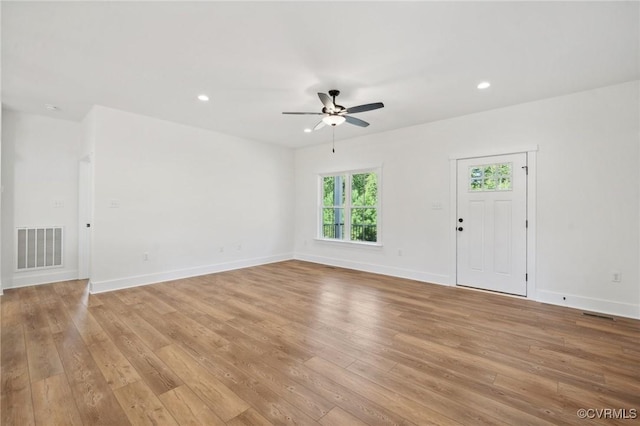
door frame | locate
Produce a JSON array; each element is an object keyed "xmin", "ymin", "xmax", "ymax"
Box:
[
  {"xmin": 78, "ymin": 155, "xmax": 93, "ymax": 281},
  {"xmin": 449, "ymin": 145, "xmax": 538, "ymax": 299}
]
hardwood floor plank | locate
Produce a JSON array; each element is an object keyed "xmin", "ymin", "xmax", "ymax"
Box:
[
  {"xmin": 88, "ymin": 337, "xmax": 142, "ymax": 390},
  {"xmin": 32, "ymin": 374, "xmax": 83, "ymax": 426},
  {"xmin": 24, "ymin": 326, "xmax": 64, "ymax": 383},
  {"xmin": 113, "ymin": 380, "xmax": 179, "ymax": 425},
  {"xmin": 347, "ymin": 360, "xmax": 510, "ymax": 425},
  {"xmin": 1, "ymin": 293, "xmax": 23, "ymax": 327},
  {"xmin": 21, "ymin": 296, "xmax": 50, "ymax": 332},
  {"xmin": 122, "ymin": 311, "xmax": 173, "ymax": 351},
  {"xmin": 52, "ymin": 326, "xmax": 130, "ymax": 425},
  {"xmin": 41, "ymin": 298, "xmax": 74, "ymax": 334},
  {"xmin": 1, "ymin": 325, "xmax": 35, "ymax": 426},
  {"xmin": 226, "ymin": 408, "xmax": 274, "ymax": 426},
  {"xmin": 158, "ymin": 385, "xmax": 226, "ymax": 426},
  {"xmin": 90, "ymin": 305, "xmax": 183, "ymax": 395},
  {"xmin": 156, "ymin": 345, "xmax": 250, "ymax": 421},
  {"xmin": 215, "ymin": 342, "xmax": 335, "ymax": 420},
  {"xmin": 158, "ymin": 344, "xmax": 321, "ymax": 426},
  {"xmin": 258, "ymin": 349, "xmax": 414, "ymax": 426},
  {"xmin": 1, "ymin": 261, "xmax": 638, "ymax": 425},
  {"xmin": 319, "ymin": 407, "xmax": 370, "ymax": 426},
  {"xmin": 305, "ymin": 355, "xmax": 460, "ymax": 425},
  {"xmin": 61, "ymin": 298, "xmax": 108, "ymax": 346}
]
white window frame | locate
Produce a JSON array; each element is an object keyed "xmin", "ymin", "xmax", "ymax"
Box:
[{"xmin": 317, "ymin": 168, "xmax": 382, "ymax": 246}]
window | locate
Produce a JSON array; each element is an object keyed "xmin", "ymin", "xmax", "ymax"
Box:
[
  {"xmin": 320, "ymin": 170, "xmax": 379, "ymax": 243},
  {"xmin": 469, "ymin": 163, "xmax": 512, "ymax": 192}
]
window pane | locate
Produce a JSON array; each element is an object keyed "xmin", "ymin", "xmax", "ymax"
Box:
[
  {"xmin": 323, "ymin": 176, "xmax": 334, "ymax": 207},
  {"xmin": 484, "ymin": 178, "xmax": 497, "ymax": 190},
  {"xmin": 352, "ymin": 173, "xmax": 377, "ymax": 206},
  {"xmin": 498, "ymin": 163, "xmax": 512, "ymax": 176},
  {"xmin": 322, "ymin": 208, "xmax": 344, "ymax": 239},
  {"xmin": 351, "ymin": 208, "xmax": 377, "ymax": 242},
  {"xmin": 470, "ymin": 179, "xmax": 483, "ymax": 191},
  {"xmin": 498, "ymin": 177, "xmax": 512, "ymax": 190},
  {"xmin": 323, "ymin": 175, "xmax": 345, "ymax": 207},
  {"xmin": 484, "ymin": 165, "xmax": 497, "ymax": 178},
  {"xmin": 470, "ymin": 167, "xmax": 483, "ymax": 179}
]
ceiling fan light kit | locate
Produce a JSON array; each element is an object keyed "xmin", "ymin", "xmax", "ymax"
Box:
[{"xmin": 322, "ymin": 115, "xmax": 346, "ymax": 126}]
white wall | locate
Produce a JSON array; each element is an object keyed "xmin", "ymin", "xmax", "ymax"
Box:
[
  {"xmin": 1, "ymin": 109, "xmax": 82, "ymax": 288},
  {"xmin": 294, "ymin": 81, "xmax": 640, "ymax": 318},
  {"xmin": 2, "ymin": 83, "xmax": 637, "ymax": 319},
  {"xmin": 87, "ymin": 106, "xmax": 294, "ymax": 292}
]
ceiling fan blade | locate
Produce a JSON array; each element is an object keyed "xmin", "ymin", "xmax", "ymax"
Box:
[
  {"xmin": 282, "ymin": 112, "xmax": 323, "ymax": 115},
  {"xmin": 313, "ymin": 120, "xmax": 326, "ymax": 131},
  {"xmin": 345, "ymin": 102, "xmax": 384, "ymax": 114},
  {"xmin": 345, "ymin": 115, "xmax": 369, "ymax": 127},
  {"xmin": 318, "ymin": 93, "xmax": 335, "ymax": 112}
]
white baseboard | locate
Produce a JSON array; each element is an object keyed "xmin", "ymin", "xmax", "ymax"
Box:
[
  {"xmin": 90, "ymin": 253, "xmax": 294, "ymax": 294},
  {"xmin": 4, "ymin": 269, "xmax": 80, "ymax": 290},
  {"xmin": 536, "ymin": 289, "xmax": 639, "ymax": 320},
  {"xmin": 294, "ymin": 254, "xmax": 639, "ymax": 320},
  {"xmin": 294, "ymin": 253, "xmax": 450, "ymax": 286}
]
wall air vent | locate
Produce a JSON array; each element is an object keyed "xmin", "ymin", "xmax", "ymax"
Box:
[
  {"xmin": 582, "ymin": 312, "xmax": 615, "ymax": 321},
  {"xmin": 16, "ymin": 227, "xmax": 63, "ymax": 271}
]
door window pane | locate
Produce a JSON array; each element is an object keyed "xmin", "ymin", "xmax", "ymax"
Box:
[{"xmin": 469, "ymin": 162, "xmax": 513, "ymax": 191}]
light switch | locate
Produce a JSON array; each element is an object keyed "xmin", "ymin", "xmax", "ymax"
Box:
[{"xmin": 109, "ymin": 199, "xmax": 120, "ymax": 208}]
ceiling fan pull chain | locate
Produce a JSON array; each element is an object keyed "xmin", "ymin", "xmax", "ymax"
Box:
[{"xmin": 333, "ymin": 126, "xmax": 336, "ymax": 153}]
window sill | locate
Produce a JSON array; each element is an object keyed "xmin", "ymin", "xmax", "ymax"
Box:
[{"xmin": 314, "ymin": 238, "xmax": 383, "ymax": 248}]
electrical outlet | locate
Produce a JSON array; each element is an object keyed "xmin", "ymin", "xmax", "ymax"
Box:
[
  {"xmin": 398, "ymin": 249, "xmax": 403, "ymax": 256},
  {"xmin": 143, "ymin": 252, "xmax": 149, "ymax": 261},
  {"xmin": 611, "ymin": 271, "xmax": 621, "ymax": 282}
]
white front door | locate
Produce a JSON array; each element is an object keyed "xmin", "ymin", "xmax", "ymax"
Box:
[{"xmin": 456, "ymin": 153, "xmax": 528, "ymax": 296}]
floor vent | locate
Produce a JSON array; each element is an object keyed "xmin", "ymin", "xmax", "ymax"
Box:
[
  {"xmin": 582, "ymin": 312, "xmax": 615, "ymax": 321},
  {"xmin": 16, "ymin": 226, "xmax": 63, "ymax": 271}
]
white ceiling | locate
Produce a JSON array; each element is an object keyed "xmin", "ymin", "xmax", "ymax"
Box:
[{"xmin": 2, "ymin": 1, "xmax": 638, "ymax": 148}]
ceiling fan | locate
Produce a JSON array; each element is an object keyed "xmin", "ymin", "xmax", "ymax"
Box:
[{"xmin": 283, "ymin": 90, "xmax": 384, "ymax": 131}]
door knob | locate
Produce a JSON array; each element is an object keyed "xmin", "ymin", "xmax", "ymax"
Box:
[
  {"xmin": 457, "ymin": 227, "xmax": 463, "ymax": 231},
  {"xmin": 458, "ymin": 218, "xmax": 463, "ymax": 223}
]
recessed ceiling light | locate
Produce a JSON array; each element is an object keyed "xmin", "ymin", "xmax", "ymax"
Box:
[
  {"xmin": 44, "ymin": 104, "xmax": 59, "ymax": 111},
  {"xmin": 477, "ymin": 82, "xmax": 491, "ymax": 90},
  {"xmin": 197, "ymin": 94, "xmax": 209, "ymax": 102},
  {"xmin": 304, "ymin": 128, "xmax": 312, "ymax": 133}
]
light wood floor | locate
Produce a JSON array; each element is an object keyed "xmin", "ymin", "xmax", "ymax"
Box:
[{"xmin": 1, "ymin": 260, "xmax": 639, "ymax": 425}]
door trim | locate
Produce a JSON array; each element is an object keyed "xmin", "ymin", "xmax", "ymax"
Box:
[
  {"xmin": 448, "ymin": 147, "xmax": 537, "ymax": 299},
  {"xmin": 78, "ymin": 155, "xmax": 93, "ymax": 281}
]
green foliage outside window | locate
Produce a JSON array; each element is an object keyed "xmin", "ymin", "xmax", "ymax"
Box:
[
  {"xmin": 469, "ymin": 163, "xmax": 512, "ymax": 192},
  {"xmin": 321, "ymin": 172, "xmax": 378, "ymax": 242}
]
